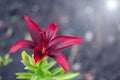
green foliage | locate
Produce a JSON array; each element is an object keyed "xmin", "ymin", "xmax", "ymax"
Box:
[
  {"xmin": 25, "ymin": 33, "xmax": 32, "ymax": 40},
  {"xmin": 0, "ymin": 76, "xmax": 1, "ymax": 80},
  {"xmin": 10, "ymin": 15, "xmax": 19, "ymax": 23},
  {"xmin": 0, "ymin": 54, "xmax": 12, "ymax": 66},
  {"xmin": 16, "ymin": 51, "xmax": 79, "ymax": 80},
  {"xmin": 0, "ymin": 53, "xmax": 12, "ymax": 80}
]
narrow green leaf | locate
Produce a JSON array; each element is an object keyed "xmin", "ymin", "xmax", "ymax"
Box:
[
  {"xmin": 55, "ymin": 73, "xmax": 79, "ymax": 80},
  {"xmin": 16, "ymin": 72, "xmax": 32, "ymax": 79},
  {"xmin": 39, "ymin": 57, "xmax": 48, "ymax": 66},
  {"xmin": 21, "ymin": 61, "xmax": 36, "ymax": 71},
  {"xmin": 51, "ymin": 67, "xmax": 62, "ymax": 76},
  {"xmin": 44, "ymin": 61, "xmax": 56, "ymax": 70},
  {"xmin": 31, "ymin": 75, "xmax": 41, "ymax": 80}
]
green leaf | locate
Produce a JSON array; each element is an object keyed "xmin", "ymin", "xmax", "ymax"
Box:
[
  {"xmin": 44, "ymin": 61, "xmax": 56, "ymax": 70},
  {"xmin": 22, "ymin": 51, "xmax": 31, "ymax": 64},
  {"xmin": 39, "ymin": 57, "xmax": 48, "ymax": 66},
  {"xmin": 21, "ymin": 61, "xmax": 36, "ymax": 71},
  {"xmin": 51, "ymin": 67, "xmax": 62, "ymax": 76},
  {"xmin": 16, "ymin": 72, "xmax": 32, "ymax": 79},
  {"xmin": 21, "ymin": 51, "xmax": 37, "ymax": 71},
  {"xmin": 3, "ymin": 54, "xmax": 12, "ymax": 66},
  {"xmin": 31, "ymin": 77, "xmax": 38, "ymax": 80},
  {"xmin": 55, "ymin": 73, "xmax": 79, "ymax": 80},
  {"xmin": 16, "ymin": 51, "xmax": 80, "ymax": 80}
]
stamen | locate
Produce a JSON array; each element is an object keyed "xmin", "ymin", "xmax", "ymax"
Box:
[{"xmin": 42, "ymin": 47, "xmax": 46, "ymax": 54}]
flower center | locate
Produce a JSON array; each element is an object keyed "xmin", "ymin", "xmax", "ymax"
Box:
[{"xmin": 42, "ymin": 47, "xmax": 46, "ymax": 54}]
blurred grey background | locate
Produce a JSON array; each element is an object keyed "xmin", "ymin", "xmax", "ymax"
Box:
[{"xmin": 0, "ymin": 0, "xmax": 120, "ymax": 80}]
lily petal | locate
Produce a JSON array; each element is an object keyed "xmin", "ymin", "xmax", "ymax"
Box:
[
  {"xmin": 49, "ymin": 36, "xmax": 83, "ymax": 50},
  {"xmin": 48, "ymin": 52, "xmax": 69, "ymax": 71},
  {"xmin": 24, "ymin": 16, "xmax": 43, "ymax": 45},
  {"xmin": 9, "ymin": 40, "xmax": 35, "ymax": 53},
  {"xmin": 34, "ymin": 47, "xmax": 48, "ymax": 64},
  {"xmin": 45, "ymin": 23, "xmax": 58, "ymax": 40}
]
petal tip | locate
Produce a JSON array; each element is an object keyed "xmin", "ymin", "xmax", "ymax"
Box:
[
  {"xmin": 50, "ymin": 23, "xmax": 58, "ymax": 26},
  {"xmin": 24, "ymin": 15, "xmax": 28, "ymax": 20},
  {"xmin": 64, "ymin": 63, "xmax": 69, "ymax": 72},
  {"xmin": 9, "ymin": 47, "xmax": 16, "ymax": 54},
  {"xmin": 79, "ymin": 38, "xmax": 83, "ymax": 43},
  {"xmin": 65, "ymin": 67, "xmax": 69, "ymax": 72},
  {"xmin": 48, "ymin": 52, "xmax": 69, "ymax": 72}
]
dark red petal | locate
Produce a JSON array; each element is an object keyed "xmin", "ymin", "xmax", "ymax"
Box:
[
  {"xmin": 34, "ymin": 47, "xmax": 48, "ymax": 64},
  {"xmin": 45, "ymin": 23, "xmax": 58, "ymax": 40},
  {"xmin": 48, "ymin": 52, "xmax": 69, "ymax": 71},
  {"xmin": 9, "ymin": 40, "xmax": 35, "ymax": 53},
  {"xmin": 49, "ymin": 36, "xmax": 83, "ymax": 50},
  {"xmin": 24, "ymin": 16, "xmax": 43, "ymax": 45}
]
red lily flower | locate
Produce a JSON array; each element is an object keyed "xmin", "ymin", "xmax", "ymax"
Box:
[{"xmin": 9, "ymin": 16, "xmax": 83, "ymax": 71}]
